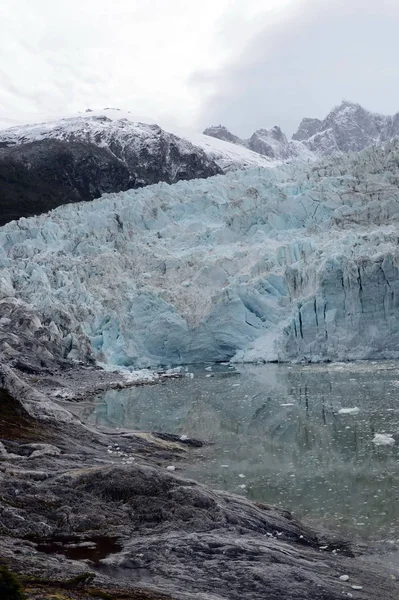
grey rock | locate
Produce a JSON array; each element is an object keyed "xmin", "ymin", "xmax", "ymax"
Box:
[
  {"xmin": 292, "ymin": 117, "xmax": 323, "ymax": 141},
  {"xmin": 0, "ymin": 368, "xmax": 397, "ymax": 599},
  {"xmin": 202, "ymin": 125, "xmax": 243, "ymax": 144}
]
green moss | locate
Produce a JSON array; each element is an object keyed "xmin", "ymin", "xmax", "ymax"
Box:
[
  {"xmin": 0, "ymin": 565, "xmax": 26, "ymax": 600},
  {"xmin": 64, "ymin": 572, "xmax": 95, "ymax": 588}
]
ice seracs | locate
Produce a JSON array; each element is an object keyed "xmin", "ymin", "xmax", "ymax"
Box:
[{"xmin": 3, "ymin": 142, "xmax": 399, "ymax": 368}]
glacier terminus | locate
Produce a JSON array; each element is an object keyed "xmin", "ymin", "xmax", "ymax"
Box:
[{"xmin": 2, "ymin": 141, "xmax": 399, "ymax": 369}]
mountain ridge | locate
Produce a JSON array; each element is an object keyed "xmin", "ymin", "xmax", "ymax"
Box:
[
  {"xmin": 2, "ymin": 101, "xmax": 399, "ymax": 226},
  {"xmin": 204, "ymin": 100, "xmax": 399, "ymax": 159}
]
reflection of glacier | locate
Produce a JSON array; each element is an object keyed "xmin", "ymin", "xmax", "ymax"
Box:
[
  {"xmin": 3, "ymin": 143, "xmax": 399, "ymax": 366},
  {"xmin": 84, "ymin": 363, "xmax": 399, "ymax": 539}
]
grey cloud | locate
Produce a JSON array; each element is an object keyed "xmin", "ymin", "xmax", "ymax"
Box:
[{"xmin": 193, "ymin": 0, "xmax": 399, "ymax": 137}]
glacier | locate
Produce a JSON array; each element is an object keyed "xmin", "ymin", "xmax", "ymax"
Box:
[{"xmin": 2, "ymin": 141, "xmax": 399, "ymax": 369}]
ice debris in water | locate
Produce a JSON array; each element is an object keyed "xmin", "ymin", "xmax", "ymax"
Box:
[
  {"xmin": 180, "ymin": 434, "xmax": 189, "ymax": 441},
  {"xmin": 339, "ymin": 575, "xmax": 350, "ymax": 581},
  {"xmin": 166, "ymin": 465, "xmax": 176, "ymax": 471},
  {"xmin": 238, "ymin": 484, "xmax": 247, "ymax": 489},
  {"xmin": 372, "ymin": 433, "xmax": 395, "ymax": 446},
  {"xmin": 338, "ymin": 407, "xmax": 360, "ymax": 415}
]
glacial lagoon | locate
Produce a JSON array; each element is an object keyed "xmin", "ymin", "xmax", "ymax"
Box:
[{"xmin": 82, "ymin": 361, "xmax": 399, "ymax": 542}]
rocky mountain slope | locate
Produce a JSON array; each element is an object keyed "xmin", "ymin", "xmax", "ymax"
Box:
[
  {"xmin": 204, "ymin": 100, "xmax": 399, "ymax": 160},
  {"xmin": 2, "ymin": 140, "xmax": 399, "ymax": 369},
  {"xmin": 203, "ymin": 123, "xmax": 310, "ymax": 161},
  {"xmin": 0, "ymin": 139, "xmax": 135, "ymax": 226},
  {"xmin": 0, "ymin": 112, "xmax": 222, "ymax": 224}
]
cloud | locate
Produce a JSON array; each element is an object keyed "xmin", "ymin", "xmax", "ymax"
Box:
[
  {"xmin": 2, "ymin": 0, "xmax": 398, "ymax": 134},
  {"xmin": 0, "ymin": 0, "xmax": 235, "ymax": 128},
  {"xmin": 193, "ymin": 0, "xmax": 399, "ymax": 136}
]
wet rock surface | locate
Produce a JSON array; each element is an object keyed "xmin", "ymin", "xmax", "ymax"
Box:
[{"xmin": 0, "ymin": 367, "xmax": 398, "ymax": 599}]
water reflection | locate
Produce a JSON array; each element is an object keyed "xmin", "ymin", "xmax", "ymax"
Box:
[{"xmin": 81, "ymin": 362, "xmax": 399, "ymax": 541}]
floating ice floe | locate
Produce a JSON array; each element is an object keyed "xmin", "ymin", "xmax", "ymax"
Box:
[
  {"xmin": 166, "ymin": 465, "xmax": 176, "ymax": 471},
  {"xmin": 338, "ymin": 407, "xmax": 360, "ymax": 415},
  {"xmin": 372, "ymin": 433, "xmax": 395, "ymax": 446}
]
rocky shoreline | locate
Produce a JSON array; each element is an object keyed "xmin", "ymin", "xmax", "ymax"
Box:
[{"xmin": 0, "ymin": 364, "xmax": 398, "ymax": 599}]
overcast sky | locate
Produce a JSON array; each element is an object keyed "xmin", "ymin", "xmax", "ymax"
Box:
[{"xmin": 1, "ymin": 0, "xmax": 399, "ymax": 135}]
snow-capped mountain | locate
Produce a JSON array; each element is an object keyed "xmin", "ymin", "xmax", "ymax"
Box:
[
  {"xmin": 294, "ymin": 100, "xmax": 399, "ymax": 155},
  {"xmin": 204, "ymin": 100, "xmax": 399, "ymax": 160},
  {"xmin": 3, "ymin": 101, "xmax": 399, "ymax": 227},
  {"xmin": 0, "ymin": 109, "xmax": 280, "ymax": 224},
  {"xmin": 0, "ymin": 111, "xmax": 218, "ymax": 185},
  {"xmin": 203, "ymin": 124, "xmax": 310, "ymax": 161},
  {"xmin": 3, "ymin": 141, "xmax": 399, "ymax": 370}
]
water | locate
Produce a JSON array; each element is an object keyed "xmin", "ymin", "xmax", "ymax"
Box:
[
  {"xmin": 82, "ymin": 361, "xmax": 399, "ymax": 542},
  {"xmin": 29, "ymin": 535, "xmax": 122, "ymax": 563}
]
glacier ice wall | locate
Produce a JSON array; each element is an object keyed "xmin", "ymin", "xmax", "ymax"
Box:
[{"xmin": 2, "ymin": 142, "xmax": 399, "ymax": 368}]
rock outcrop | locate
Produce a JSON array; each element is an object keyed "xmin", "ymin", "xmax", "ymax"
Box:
[{"xmin": 0, "ymin": 367, "xmax": 397, "ymax": 600}]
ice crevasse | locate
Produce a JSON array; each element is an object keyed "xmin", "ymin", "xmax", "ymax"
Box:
[{"xmin": 2, "ymin": 143, "xmax": 399, "ymax": 368}]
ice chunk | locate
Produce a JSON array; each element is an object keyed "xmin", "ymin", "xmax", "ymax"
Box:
[
  {"xmin": 372, "ymin": 433, "xmax": 395, "ymax": 446},
  {"xmin": 338, "ymin": 407, "xmax": 360, "ymax": 415}
]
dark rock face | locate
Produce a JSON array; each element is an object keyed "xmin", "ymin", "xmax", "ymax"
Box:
[
  {"xmin": 0, "ymin": 140, "xmax": 133, "ymax": 225},
  {"xmin": 0, "ymin": 118, "xmax": 221, "ymax": 225}
]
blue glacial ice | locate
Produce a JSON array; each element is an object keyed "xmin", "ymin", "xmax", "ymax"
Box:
[{"xmin": 2, "ymin": 143, "xmax": 399, "ymax": 368}]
